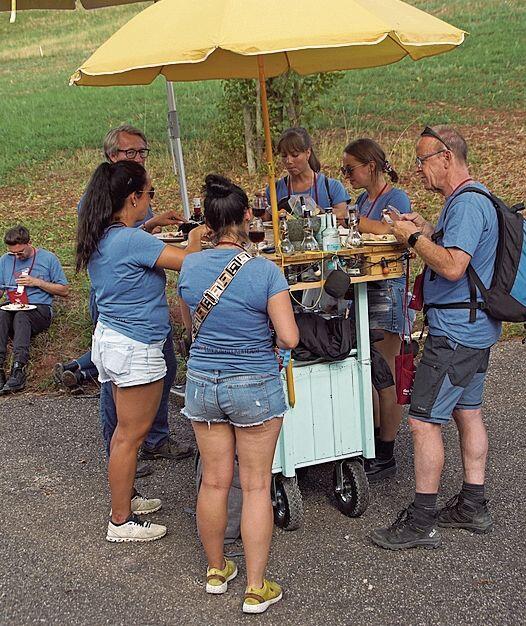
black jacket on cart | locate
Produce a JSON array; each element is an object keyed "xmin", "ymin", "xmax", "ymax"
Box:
[{"xmin": 292, "ymin": 312, "xmax": 394, "ymax": 391}]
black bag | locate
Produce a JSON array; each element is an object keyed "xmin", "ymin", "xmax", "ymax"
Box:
[{"xmin": 426, "ymin": 187, "xmax": 526, "ymax": 322}]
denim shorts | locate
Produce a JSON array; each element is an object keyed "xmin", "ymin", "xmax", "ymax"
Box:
[
  {"xmin": 182, "ymin": 369, "xmax": 287, "ymax": 427},
  {"xmin": 367, "ymin": 279, "xmax": 411, "ymax": 335},
  {"xmin": 410, "ymin": 334, "xmax": 491, "ymax": 425},
  {"xmin": 91, "ymin": 322, "xmax": 166, "ymax": 388}
]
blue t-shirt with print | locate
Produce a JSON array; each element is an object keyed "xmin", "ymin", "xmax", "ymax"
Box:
[
  {"xmin": 424, "ymin": 182, "xmax": 502, "ymax": 349},
  {"xmin": 356, "ymin": 187, "xmax": 411, "ymax": 221},
  {"xmin": 266, "ymin": 173, "xmax": 348, "ymax": 209},
  {"xmin": 0, "ymin": 248, "xmax": 68, "ymax": 309},
  {"xmin": 178, "ymin": 248, "xmax": 290, "ymax": 374},
  {"xmin": 88, "ymin": 226, "xmax": 168, "ymax": 344}
]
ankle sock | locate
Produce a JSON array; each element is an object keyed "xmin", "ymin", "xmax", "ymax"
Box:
[
  {"xmin": 414, "ymin": 492, "xmax": 438, "ymax": 513},
  {"xmin": 110, "ymin": 514, "xmax": 134, "ymax": 526},
  {"xmin": 461, "ymin": 482, "xmax": 485, "ymax": 504},
  {"xmin": 376, "ymin": 439, "xmax": 395, "ymax": 460}
]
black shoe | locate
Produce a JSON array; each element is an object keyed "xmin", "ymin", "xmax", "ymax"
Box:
[
  {"xmin": 438, "ymin": 493, "xmax": 493, "ymax": 534},
  {"xmin": 370, "ymin": 504, "xmax": 442, "ymax": 550},
  {"xmin": 62, "ymin": 369, "xmax": 83, "ymax": 388},
  {"xmin": 0, "ymin": 368, "xmax": 5, "ymax": 390},
  {"xmin": 135, "ymin": 461, "xmax": 154, "ymax": 479},
  {"xmin": 3, "ymin": 361, "xmax": 27, "ymax": 393},
  {"xmin": 170, "ymin": 382, "xmax": 186, "ymax": 398},
  {"xmin": 139, "ymin": 437, "xmax": 193, "ymax": 461},
  {"xmin": 364, "ymin": 456, "xmax": 397, "ymax": 483}
]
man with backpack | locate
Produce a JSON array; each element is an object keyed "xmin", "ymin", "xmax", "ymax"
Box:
[{"xmin": 370, "ymin": 125, "xmax": 502, "ymax": 550}]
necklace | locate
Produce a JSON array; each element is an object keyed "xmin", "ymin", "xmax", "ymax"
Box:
[{"xmin": 216, "ymin": 240, "xmax": 246, "ymax": 251}]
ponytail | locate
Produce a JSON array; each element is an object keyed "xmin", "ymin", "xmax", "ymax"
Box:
[
  {"xmin": 76, "ymin": 160, "xmax": 146, "ymax": 271},
  {"xmin": 382, "ymin": 160, "xmax": 399, "ymax": 183}
]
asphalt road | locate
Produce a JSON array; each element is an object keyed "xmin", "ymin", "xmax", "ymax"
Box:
[{"xmin": 1, "ymin": 341, "xmax": 525, "ymax": 625}]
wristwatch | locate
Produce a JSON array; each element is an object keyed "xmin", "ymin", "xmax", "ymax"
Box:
[{"xmin": 408, "ymin": 231, "xmax": 422, "ymax": 248}]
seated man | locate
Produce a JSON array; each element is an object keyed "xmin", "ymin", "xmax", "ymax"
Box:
[{"xmin": 0, "ymin": 225, "xmax": 69, "ymax": 393}]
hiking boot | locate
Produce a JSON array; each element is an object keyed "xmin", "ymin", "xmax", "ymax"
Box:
[
  {"xmin": 170, "ymin": 382, "xmax": 186, "ymax": 398},
  {"xmin": 3, "ymin": 361, "xmax": 27, "ymax": 393},
  {"xmin": 131, "ymin": 492, "xmax": 162, "ymax": 515},
  {"xmin": 370, "ymin": 504, "xmax": 442, "ymax": 550},
  {"xmin": 106, "ymin": 514, "xmax": 166, "ymax": 543},
  {"xmin": 206, "ymin": 558, "xmax": 238, "ymax": 594},
  {"xmin": 364, "ymin": 456, "xmax": 397, "ymax": 483},
  {"xmin": 61, "ymin": 368, "xmax": 83, "ymax": 388},
  {"xmin": 243, "ymin": 579, "xmax": 283, "ymax": 614},
  {"xmin": 135, "ymin": 460, "xmax": 154, "ymax": 479},
  {"xmin": 139, "ymin": 437, "xmax": 193, "ymax": 461},
  {"xmin": 438, "ymin": 493, "xmax": 493, "ymax": 534}
]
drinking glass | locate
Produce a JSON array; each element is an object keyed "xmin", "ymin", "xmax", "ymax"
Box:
[{"xmin": 249, "ymin": 217, "xmax": 265, "ymax": 256}]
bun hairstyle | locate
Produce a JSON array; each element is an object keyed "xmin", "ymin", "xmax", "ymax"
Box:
[
  {"xmin": 76, "ymin": 160, "xmax": 147, "ymax": 271},
  {"xmin": 343, "ymin": 138, "xmax": 399, "ymax": 183},
  {"xmin": 277, "ymin": 127, "xmax": 321, "ymax": 173},
  {"xmin": 203, "ymin": 174, "xmax": 249, "ymax": 244}
]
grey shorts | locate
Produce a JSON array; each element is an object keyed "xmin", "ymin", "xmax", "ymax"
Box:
[
  {"xmin": 182, "ymin": 369, "xmax": 287, "ymax": 427},
  {"xmin": 409, "ymin": 334, "xmax": 491, "ymax": 425}
]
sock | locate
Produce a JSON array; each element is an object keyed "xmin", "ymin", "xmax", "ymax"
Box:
[
  {"xmin": 376, "ymin": 439, "xmax": 394, "ymax": 460},
  {"xmin": 110, "ymin": 514, "xmax": 134, "ymax": 526},
  {"xmin": 414, "ymin": 492, "xmax": 438, "ymax": 514},
  {"xmin": 461, "ymin": 482, "xmax": 485, "ymax": 504}
]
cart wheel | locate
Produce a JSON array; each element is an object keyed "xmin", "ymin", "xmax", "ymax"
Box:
[
  {"xmin": 272, "ymin": 474, "xmax": 304, "ymax": 531},
  {"xmin": 333, "ymin": 459, "xmax": 370, "ymax": 518}
]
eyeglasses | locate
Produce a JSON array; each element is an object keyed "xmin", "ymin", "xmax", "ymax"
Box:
[
  {"xmin": 420, "ymin": 126, "xmax": 452, "ymax": 151},
  {"xmin": 415, "ymin": 149, "xmax": 447, "ymax": 168},
  {"xmin": 340, "ymin": 162, "xmax": 369, "ymax": 176},
  {"xmin": 137, "ymin": 187, "xmax": 155, "ymax": 199},
  {"xmin": 117, "ymin": 148, "xmax": 150, "ymax": 159}
]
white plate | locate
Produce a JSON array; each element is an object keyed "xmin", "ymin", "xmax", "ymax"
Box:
[
  {"xmin": 361, "ymin": 238, "xmax": 398, "ymax": 245},
  {"xmin": 1, "ymin": 303, "xmax": 37, "ymax": 311},
  {"xmin": 154, "ymin": 232, "xmax": 184, "ymax": 243}
]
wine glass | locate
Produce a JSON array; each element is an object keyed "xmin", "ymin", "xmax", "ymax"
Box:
[{"xmin": 249, "ymin": 217, "xmax": 265, "ymax": 256}]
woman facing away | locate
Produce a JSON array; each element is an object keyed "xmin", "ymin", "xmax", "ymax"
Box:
[
  {"xmin": 266, "ymin": 126, "xmax": 348, "ymax": 213},
  {"xmin": 178, "ymin": 174, "xmax": 299, "ymax": 614},
  {"xmin": 76, "ymin": 160, "xmax": 203, "ymax": 543},
  {"xmin": 342, "ymin": 138, "xmax": 412, "ymax": 482}
]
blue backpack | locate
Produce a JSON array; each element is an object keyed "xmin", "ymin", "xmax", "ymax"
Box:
[{"xmin": 427, "ymin": 187, "xmax": 526, "ymax": 322}]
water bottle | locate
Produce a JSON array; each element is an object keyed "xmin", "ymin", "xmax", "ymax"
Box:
[{"xmin": 322, "ymin": 208, "xmax": 340, "ymax": 252}]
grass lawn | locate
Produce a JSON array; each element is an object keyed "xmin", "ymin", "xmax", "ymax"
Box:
[{"xmin": 0, "ymin": 0, "xmax": 525, "ymax": 390}]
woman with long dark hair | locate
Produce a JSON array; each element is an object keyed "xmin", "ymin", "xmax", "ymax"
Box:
[
  {"xmin": 178, "ymin": 174, "xmax": 298, "ymax": 614},
  {"xmin": 77, "ymin": 160, "xmax": 203, "ymax": 542},
  {"xmin": 342, "ymin": 138, "xmax": 412, "ymax": 482}
]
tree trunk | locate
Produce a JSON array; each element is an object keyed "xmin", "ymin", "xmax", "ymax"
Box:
[{"xmin": 242, "ymin": 104, "xmax": 257, "ymax": 175}]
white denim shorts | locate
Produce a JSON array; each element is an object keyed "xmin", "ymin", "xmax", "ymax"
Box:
[{"xmin": 91, "ymin": 322, "xmax": 166, "ymax": 388}]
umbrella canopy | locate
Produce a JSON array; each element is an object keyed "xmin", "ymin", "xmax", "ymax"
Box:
[
  {"xmin": 0, "ymin": 0, "xmax": 145, "ymax": 10},
  {"xmin": 70, "ymin": 0, "xmax": 465, "ymax": 86}
]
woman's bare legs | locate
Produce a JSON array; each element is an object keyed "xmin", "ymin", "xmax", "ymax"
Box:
[
  {"xmin": 192, "ymin": 421, "xmax": 236, "ymax": 569},
  {"xmin": 236, "ymin": 417, "xmax": 283, "ymax": 588},
  {"xmin": 374, "ymin": 331, "xmax": 403, "ymax": 442},
  {"xmin": 108, "ymin": 379, "xmax": 164, "ymax": 523}
]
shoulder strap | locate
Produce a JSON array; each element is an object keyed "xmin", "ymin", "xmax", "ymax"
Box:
[
  {"xmin": 191, "ymin": 250, "xmax": 253, "ymax": 342},
  {"xmin": 454, "ymin": 186, "xmax": 499, "ymax": 206},
  {"xmin": 322, "ymin": 174, "xmax": 333, "ymax": 206}
]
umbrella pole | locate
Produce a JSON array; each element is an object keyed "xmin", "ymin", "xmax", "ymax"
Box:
[
  {"xmin": 166, "ymin": 81, "xmax": 191, "ymax": 219},
  {"xmin": 257, "ymin": 55, "xmax": 295, "ymax": 408}
]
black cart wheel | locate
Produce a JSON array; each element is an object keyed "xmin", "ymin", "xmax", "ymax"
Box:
[
  {"xmin": 272, "ymin": 474, "xmax": 304, "ymax": 531},
  {"xmin": 333, "ymin": 459, "xmax": 370, "ymax": 518}
]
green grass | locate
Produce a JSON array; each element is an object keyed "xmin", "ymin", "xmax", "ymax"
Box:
[{"xmin": 0, "ymin": 0, "xmax": 524, "ymax": 183}]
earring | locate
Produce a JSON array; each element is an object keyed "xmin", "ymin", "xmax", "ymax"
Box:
[{"xmin": 132, "ymin": 201, "xmax": 137, "ymax": 207}]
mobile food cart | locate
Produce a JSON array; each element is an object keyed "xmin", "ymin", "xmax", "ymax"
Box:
[{"xmin": 70, "ymin": 0, "xmax": 465, "ymax": 529}]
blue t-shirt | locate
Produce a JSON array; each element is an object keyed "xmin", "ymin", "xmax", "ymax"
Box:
[
  {"xmin": 0, "ymin": 248, "xmax": 68, "ymax": 309},
  {"xmin": 88, "ymin": 226, "xmax": 168, "ymax": 344},
  {"xmin": 424, "ymin": 182, "xmax": 502, "ymax": 349},
  {"xmin": 178, "ymin": 248, "xmax": 290, "ymax": 374},
  {"xmin": 266, "ymin": 173, "xmax": 348, "ymax": 209},
  {"xmin": 356, "ymin": 187, "xmax": 411, "ymax": 221}
]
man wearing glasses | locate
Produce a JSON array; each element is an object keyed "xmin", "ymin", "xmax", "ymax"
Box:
[
  {"xmin": 0, "ymin": 225, "xmax": 69, "ymax": 393},
  {"xmin": 370, "ymin": 126, "xmax": 500, "ymax": 550}
]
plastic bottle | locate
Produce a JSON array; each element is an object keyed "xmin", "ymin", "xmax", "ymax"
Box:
[{"xmin": 322, "ymin": 208, "xmax": 340, "ymax": 252}]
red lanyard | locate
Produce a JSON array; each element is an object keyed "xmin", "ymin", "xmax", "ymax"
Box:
[
  {"xmin": 287, "ymin": 172, "xmax": 319, "ymax": 206},
  {"xmin": 11, "ymin": 247, "xmax": 36, "ymax": 280},
  {"xmin": 448, "ymin": 178, "xmax": 473, "ymax": 198},
  {"xmin": 363, "ymin": 183, "xmax": 389, "ymax": 218}
]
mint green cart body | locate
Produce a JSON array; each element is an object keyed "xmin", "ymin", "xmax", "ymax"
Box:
[{"xmin": 271, "ymin": 283, "xmax": 374, "ymax": 529}]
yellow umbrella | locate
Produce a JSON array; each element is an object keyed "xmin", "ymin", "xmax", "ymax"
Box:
[{"xmin": 70, "ymin": 0, "xmax": 466, "ymax": 405}]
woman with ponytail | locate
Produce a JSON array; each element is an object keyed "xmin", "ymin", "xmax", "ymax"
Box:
[
  {"xmin": 77, "ymin": 160, "xmax": 203, "ymax": 543},
  {"xmin": 342, "ymin": 138, "xmax": 412, "ymax": 483},
  {"xmin": 177, "ymin": 174, "xmax": 298, "ymax": 614},
  {"xmin": 266, "ymin": 127, "xmax": 348, "ymax": 212}
]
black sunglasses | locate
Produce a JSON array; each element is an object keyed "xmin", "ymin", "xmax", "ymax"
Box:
[
  {"xmin": 137, "ymin": 187, "xmax": 155, "ymax": 199},
  {"xmin": 420, "ymin": 126, "xmax": 452, "ymax": 151}
]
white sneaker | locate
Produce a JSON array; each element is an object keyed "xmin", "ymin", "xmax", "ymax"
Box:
[
  {"xmin": 106, "ymin": 515, "xmax": 167, "ymax": 543},
  {"xmin": 131, "ymin": 493, "xmax": 162, "ymax": 515}
]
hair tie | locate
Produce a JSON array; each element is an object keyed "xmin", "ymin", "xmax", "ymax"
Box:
[{"xmin": 383, "ymin": 160, "xmax": 393, "ymax": 173}]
